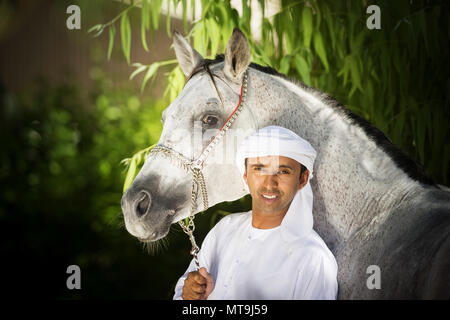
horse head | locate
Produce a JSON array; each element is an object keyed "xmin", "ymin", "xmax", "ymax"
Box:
[{"xmin": 121, "ymin": 29, "xmax": 256, "ymax": 242}]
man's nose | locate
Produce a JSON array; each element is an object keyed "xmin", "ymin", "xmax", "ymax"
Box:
[{"xmin": 263, "ymin": 174, "xmax": 279, "ymax": 187}]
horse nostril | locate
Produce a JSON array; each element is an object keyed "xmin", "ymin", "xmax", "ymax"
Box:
[{"xmin": 135, "ymin": 191, "xmax": 151, "ymax": 218}]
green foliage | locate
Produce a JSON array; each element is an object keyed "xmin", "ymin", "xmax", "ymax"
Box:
[
  {"xmin": 141, "ymin": 0, "xmax": 150, "ymax": 51},
  {"xmin": 120, "ymin": 11, "xmax": 132, "ymax": 64},
  {"xmin": 0, "ymin": 61, "xmax": 201, "ymax": 297},
  {"xmin": 122, "ymin": 144, "xmax": 156, "ymax": 193},
  {"xmin": 107, "ymin": 24, "xmax": 116, "ymax": 60},
  {"xmin": 91, "ymin": 0, "xmax": 448, "ymax": 186}
]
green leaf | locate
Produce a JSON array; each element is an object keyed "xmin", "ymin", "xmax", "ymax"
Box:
[
  {"xmin": 322, "ymin": 5, "xmax": 335, "ymax": 50},
  {"xmin": 261, "ymin": 17, "xmax": 271, "ymax": 45},
  {"xmin": 129, "ymin": 63, "xmax": 148, "ymax": 80},
  {"xmin": 122, "ymin": 144, "xmax": 156, "ymax": 193},
  {"xmin": 151, "ymin": 0, "xmax": 164, "ymax": 30},
  {"xmin": 302, "ymin": 7, "xmax": 313, "ymax": 48},
  {"xmin": 182, "ymin": 0, "xmax": 188, "ymax": 32},
  {"xmin": 164, "ymin": 66, "xmax": 185, "ymax": 101},
  {"xmin": 313, "ymin": 31, "xmax": 329, "ymax": 71},
  {"xmin": 279, "ymin": 56, "xmax": 291, "ymax": 74},
  {"xmin": 190, "ymin": 0, "xmax": 196, "ymax": 24},
  {"xmin": 201, "ymin": 0, "xmax": 214, "ymax": 19},
  {"xmin": 337, "ymin": 56, "xmax": 350, "ymax": 86},
  {"xmin": 294, "ymin": 55, "xmax": 311, "ymax": 86},
  {"xmin": 314, "ymin": 2, "xmax": 321, "ymax": 29},
  {"xmin": 88, "ymin": 24, "xmax": 101, "ymax": 33},
  {"xmin": 141, "ymin": 27, "xmax": 149, "ymax": 52},
  {"xmin": 120, "ymin": 12, "xmax": 132, "ymax": 64},
  {"xmin": 166, "ymin": 0, "xmax": 172, "ymax": 37},
  {"xmin": 141, "ymin": 0, "xmax": 150, "ymax": 29},
  {"xmin": 123, "ymin": 158, "xmax": 137, "ymax": 193},
  {"xmin": 349, "ymin": 57, "xmax": 362, "ymax": 91},
  {"xmin": 258, "ymin": 0, "xmax": 265, "ymax": 17},
  {"xmin": 241, "ymin": 0, "xmax": 251, "ymax": 33},
  {"xmin": 141, "ymin": 0, "xmax": 150, "ymax": 52},
  {"xmin": 88, "ymin": 24, "xmax": 103, "ymax": 36},
  {"xmin": 107, "ymin": 24, "xmax": 116, "ymax": 60},
  {"xmin": 207, "ymin": 18, "xmax": 220, "ymax": 58},
  {"xmin": 141, "ymin": 63, "xmax": 160, "ymax": 92},
  {"xmin": 193, "ymin": 20, "xmax": 206, "ymax": 56}
]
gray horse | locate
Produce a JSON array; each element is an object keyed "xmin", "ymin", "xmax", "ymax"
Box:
[{"xmin": 121, "ymin": 28, "xmax": 450, "ymax": 299}]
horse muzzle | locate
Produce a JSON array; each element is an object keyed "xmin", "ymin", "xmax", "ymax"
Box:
[{"xmin": 120, "ymin": 177, "xmax": 189, "ymax": 241}]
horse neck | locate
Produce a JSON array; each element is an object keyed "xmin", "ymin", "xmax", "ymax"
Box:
[{"xmin": 248, "ymin": 70, "xmax": 422, "ymax": 244}]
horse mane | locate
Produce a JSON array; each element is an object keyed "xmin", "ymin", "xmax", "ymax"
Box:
[{"xmin": 188, "ymin": 54, "xmax": 434, "ymax": 186}]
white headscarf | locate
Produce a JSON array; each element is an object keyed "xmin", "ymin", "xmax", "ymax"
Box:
[{"xmin": 235, "ymin": 126, "xmax": 317, "ymax": 241}]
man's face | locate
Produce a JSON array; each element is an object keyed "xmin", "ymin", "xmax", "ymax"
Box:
[{"xmin": 244, "ymin": 155, "xmax": 309, "ymax": 216}]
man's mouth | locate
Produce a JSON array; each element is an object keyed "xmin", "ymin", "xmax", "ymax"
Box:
[{"xmin": 260, "ymin": 192, "xmax": 280, "ymax": 203}]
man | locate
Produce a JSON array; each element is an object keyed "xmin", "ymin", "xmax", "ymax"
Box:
[{"xmin": 173, "ymin": 126, "xmax": 338, "ymax": 300}]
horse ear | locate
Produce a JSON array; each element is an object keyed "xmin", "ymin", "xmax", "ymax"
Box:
[
  {"xmin": 172, "ymin": 30, "xmax": 204, "ymax": 77},
  {"xmin": 223, "ymin": 28, "xmax": 250, "ymax": 83}
]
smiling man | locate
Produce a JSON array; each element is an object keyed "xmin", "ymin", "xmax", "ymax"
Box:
[{"xmin": 173, "ymin": 126, "xmax": 338, "ymax": 300}]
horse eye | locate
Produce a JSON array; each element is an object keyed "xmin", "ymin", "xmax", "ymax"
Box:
[{"xmin": 202, "ymin": 115, "xmax": 219, "ymax": 126}]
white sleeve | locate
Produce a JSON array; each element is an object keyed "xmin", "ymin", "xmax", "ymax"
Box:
[
  {"xmin": 172, "ymin": 225, "xmax": 219, "ymax": 300},
  {"xmin": 292, "ymin": 250, "xmax": 338, "ymax": 300}
]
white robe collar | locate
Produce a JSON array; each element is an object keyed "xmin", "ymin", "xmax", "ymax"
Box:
[{"xmin": 278, "ymin": 183, "xmax": 314, "ymax": 243}]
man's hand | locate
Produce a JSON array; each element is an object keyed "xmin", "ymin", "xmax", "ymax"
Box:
[{"xmin": 182, "ymin": 267, "xmax": 214, "ymax": 300}]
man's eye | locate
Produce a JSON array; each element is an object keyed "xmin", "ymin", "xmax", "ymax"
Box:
[
  {"xmin": 253, "ymin": 167, "xmax": 262, "ymax": 171},
  {"xmin": 279, "ymin": 170, "xmax": 290, "ymax": 174},
  {"xmin": 202, "ymin": 115, "xmax": 219, "ymax": 126}
]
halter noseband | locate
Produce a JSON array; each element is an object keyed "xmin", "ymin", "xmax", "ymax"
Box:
[{"xmin": 147, "ymin": 70, "xmax": 249, "ymax": 269}]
